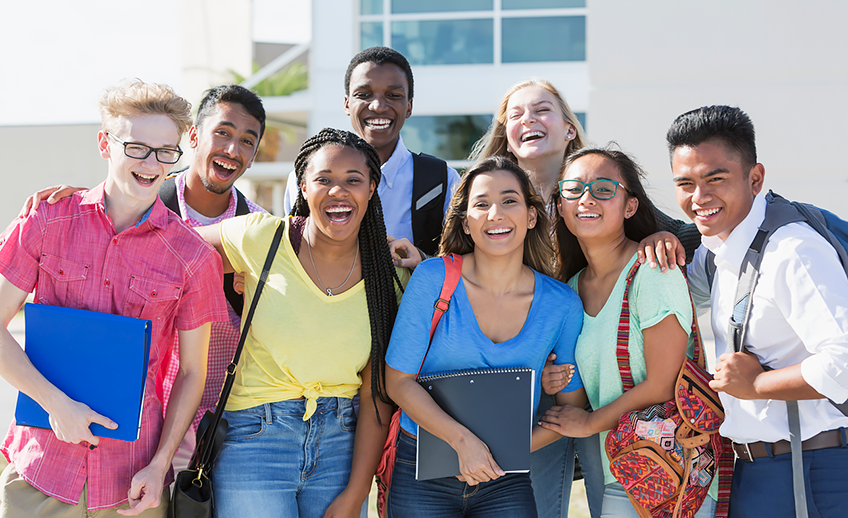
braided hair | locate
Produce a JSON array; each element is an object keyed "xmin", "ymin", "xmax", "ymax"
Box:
[{"xmin": 291, "ymin": 128, "xmax": 402, "ymax": 421}]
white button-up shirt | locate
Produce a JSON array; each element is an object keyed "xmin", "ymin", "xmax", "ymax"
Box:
[
  {"xmin": 283, "ymin": 136, "xmax": 460, "ymax": 242},
  {"xmin": 688, "ymin": 194, "xmax": 848, "ymax": 443}
]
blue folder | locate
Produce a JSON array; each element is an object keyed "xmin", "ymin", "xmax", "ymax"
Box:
[{"xmin": 15, "ymin": 303, "xmax": 152, "ymax": 442}]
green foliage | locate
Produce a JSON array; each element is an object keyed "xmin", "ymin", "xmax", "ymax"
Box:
[{"xmin": 229, "ymin": 61, "xmax": 308, "ymax": 97}]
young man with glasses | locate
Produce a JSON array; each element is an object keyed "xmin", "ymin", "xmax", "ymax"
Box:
[
  {"xmin": 24, "ymin": 86, "xmax": 268, "ymax": 469},
  {"xmin": 0, "ymin": 80, "xmax": 228, "ymax": 518},
  {"xmin": 669, "ymin": 105, "xmax": 848, "ymax": 516}
]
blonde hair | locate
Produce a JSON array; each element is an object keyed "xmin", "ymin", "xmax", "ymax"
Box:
[
  {"xmin": 469, "ymin": 79, "xmax": 586, "ymax": 166},
  {"xmin": 98, "ymin": 79, "xmax": 192, "ymax": 137}
]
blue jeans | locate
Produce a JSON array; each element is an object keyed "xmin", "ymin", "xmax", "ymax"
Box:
[
  {"xmin": 210, "ymin": 398, "xmax": 357, "ymax": 518},
  {"xmin": 529, "ymin": 434, "xmax": 605, "ymax": 518},
  {"xmin": 387, "ymin": 431, "xmax": 538, "ymax": 517},
  {"xmin": 601, "ymin": 482, "xmax": 716, "ymax": 518},
  {"xmin": 729, "ymin": 444, "xmax": 848, "ymax": 518}
]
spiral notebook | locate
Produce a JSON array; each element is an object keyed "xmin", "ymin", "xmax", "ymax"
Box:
[
  {"xmin": 15, "ymin": 303, "xmax": 152, "ymax": 442},
  {"xmin": 415, "ymin": 367, "xmax": 535, "ymax": 481}
]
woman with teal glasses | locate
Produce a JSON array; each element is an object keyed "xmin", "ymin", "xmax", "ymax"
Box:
[{"xmin": 539, "ymin": 146, "xmax": 717, "ymax": 517}]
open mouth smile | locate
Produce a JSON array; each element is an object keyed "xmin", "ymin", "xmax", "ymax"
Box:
[
  {"xmin": 576, "ymin": 213, "xmax": 600, "ymax": 219},
  {"xmin": 694, "ymin": 207, "xmax": 721, "ymax": 218},
  {"xmin": 521, "ymin": 130, "xmax": 546, "ymax": 142},
  {"xmin": 485, "ymin": 227, "xmax": 513, "ymax": 238},
  {"xmin": 211, "ymin": 157, "xmax": 241, "ymax": 179},
  {"xmin": 325, "ymin": 205, "xmax": 354, "ymax": 224},
  {"xmin": 365, "ymin": 118, "xmax": 392, "ymax": 130},
  {"xmin": 132, "ymin": 171, "xmax": 158, "ymax": 185}
]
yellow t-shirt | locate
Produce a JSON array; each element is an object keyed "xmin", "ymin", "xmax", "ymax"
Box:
[{"xmin": 220, "ymin": 213, "xmax": 408, "ymax": 419}]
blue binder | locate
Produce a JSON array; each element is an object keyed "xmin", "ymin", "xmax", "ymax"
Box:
[{"xmin": 15, "ymin": 303, "xmax": 152, "ymax": 442}]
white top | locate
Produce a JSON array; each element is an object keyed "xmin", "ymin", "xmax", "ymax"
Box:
[
  {"xmin": 688, "ymin": 194, "xmax": 848, "ymax": 443},
  {"xmin": 282, "ymin": 136, "xmax": 460, "ymax": 242}
]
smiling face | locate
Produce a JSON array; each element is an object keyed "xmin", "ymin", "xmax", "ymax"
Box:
[
  {"xmin": 344, "ymin": 62, "xmax": 413, "ymax": 164},
  {"xmin": 300, "ymin": 144, "xmax": 376, "ymax": 244},
  {"xmin": 505, "ymin": 85, "xmax": 575, "ymax": 165},
  {"xmin": 189, "ymin": 102, "xmax": 261, "ymax": 195},
  {"xmin": 100, "ymin": 114, "xmax": 180, "ymax": 205},
  {"xmin": 463, "ymin": 169, "xmax": 537, "ymax": 259},
  {"xmin": 558, "ymin": 154, "xmax": 638, "ymax": 242},
  {"xmin": 672, "ymin": 140, "xmax": 764, "ymax": 241}
]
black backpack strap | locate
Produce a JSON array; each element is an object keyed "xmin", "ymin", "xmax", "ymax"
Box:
[
  {"xmin": 233, "ymin": 187, "xmax": 250, "ymax": 216},
  {"xmin": 159, "ymin": 175, "xmax": 182, "ymax": 216},
  {"xmin": 411, "ymin": 152, "xmax": 448, "ymax": 256}
]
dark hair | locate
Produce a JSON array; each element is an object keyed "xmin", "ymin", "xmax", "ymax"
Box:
[
  {"xmin": 195, "ymin": 85, "xmax": 267, "ymax": 140},
  {"xmin": 552, "ymin": 146, "xmax": 659, "ymax": 281},
  {"xmin": 291, "ymin": 128, "xmax": 401, "ymax": 419},
  {"xmin": 666, "ymin": 105, "xmax": 757, "ymax": 171},
  {"xmin": 344, "ymin": 46, "xmax": 414, "ymax": 100},
  {"xmin": 439, "ymin": 156, "xmax": 555, "ymax": 276}
]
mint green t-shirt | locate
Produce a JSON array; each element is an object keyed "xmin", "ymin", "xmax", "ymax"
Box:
[{"xmin": 569, "ymin": 253, "xmax": 703, "ymax": 488}]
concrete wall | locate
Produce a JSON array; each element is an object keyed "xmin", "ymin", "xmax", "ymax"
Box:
[
  {"xmin": 0, "ymin": 125, "xmax": 106, "ymax": 227},
  {"xmin": 587, "ymin": 0, "xmax": 848, "ymax": 219}
]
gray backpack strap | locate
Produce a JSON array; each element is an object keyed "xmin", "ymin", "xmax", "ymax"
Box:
[
  {"xmin": 727, "ymin": 194, "xmax": 813, "ymax": 518},
  {"xmin": 787, "ymin": 401, "xmax": 808, "ymax": 518}
]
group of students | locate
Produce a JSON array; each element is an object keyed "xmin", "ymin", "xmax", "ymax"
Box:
[{"xmin": 0, "ymin": 45, "xmax": 846, "ymax": 518}]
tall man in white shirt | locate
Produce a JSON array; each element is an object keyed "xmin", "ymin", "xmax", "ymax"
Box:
[
  {"xmin": 284, "ymin": 47, "xmax": 460, "ymax": 255},
  {"xmin": 669, "ymin": 105, "xmax": 848, "ymax": 517}
]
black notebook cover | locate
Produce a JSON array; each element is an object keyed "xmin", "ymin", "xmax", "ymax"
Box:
[
  {"xmin": 415, "ymin": 367, "xmax": 534, "ymax": 481},
  {"xmin": 15, "ymin": 303, "xmax": 152, "ymax": 442}
]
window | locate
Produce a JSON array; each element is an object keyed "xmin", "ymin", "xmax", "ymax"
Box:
[
  {"xmin": 502, "ymin": 17, "xmax": 585, "ymax": 63},
  {"xmin": 359, "ymin": 2, "xmax": 586, "ymax": 66},
  {"xmin": 401, "ymin": 115, "xmax": 492, "ymax": 161},
  {"xmin": 392, "ymin": 20, "xmax": 493, "ymax": 66}
]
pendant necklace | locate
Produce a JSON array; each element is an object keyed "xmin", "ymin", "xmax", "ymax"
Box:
[{"xmin": 305, "ymin": 230, "xmax": 359, "ymax": 296}]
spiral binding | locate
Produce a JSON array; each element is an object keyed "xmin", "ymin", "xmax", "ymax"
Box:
[{"xmin": 417, "ymin": 366, "xmax": 533, "ymax": 384}]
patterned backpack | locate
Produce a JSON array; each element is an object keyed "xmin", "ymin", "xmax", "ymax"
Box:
[{"xmin": 604, "ymin": 261, "xmax": 734, "ymax": 518}]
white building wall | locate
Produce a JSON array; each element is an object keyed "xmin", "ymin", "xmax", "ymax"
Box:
[{"xmin": 587, "ymin": 0, "xmax": 848, "ymax": 219}]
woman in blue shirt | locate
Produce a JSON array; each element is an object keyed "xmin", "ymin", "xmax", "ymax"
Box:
[{"xmin": 384, "ymin": 156, "xmax": 587, "ymax": 518}]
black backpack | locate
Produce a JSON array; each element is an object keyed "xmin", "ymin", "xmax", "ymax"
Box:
[
  {"xmin": 411, "ymin": 152, "xmax": 449, "ymax": 257},
  {"xmin": 159, "ymin": 175, "xmax": 250, "ymax": 316}
]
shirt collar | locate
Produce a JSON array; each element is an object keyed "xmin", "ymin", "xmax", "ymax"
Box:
[
  {"xmin": 702, "ymin": 194, "xmax": 766, "ymax": 275},
  {"xmin": 380, "ymin": 135, "xmax": 412, "ymax": 188},
  {"xmin": 79, "ymin": 181, "xmax": 169, "ymax": 230},
  {"xmin": 175, "ymin": 170, "xmax": 238, "ymax": 222}
]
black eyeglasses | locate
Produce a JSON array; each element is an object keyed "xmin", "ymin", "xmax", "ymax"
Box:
[
  {"xmin": 558, "ymin": 179, "xmax": 633, "ymax": 200},
  {"xmin": 107, "ymin": 132, "xmax": 183, "ymax": 164}
]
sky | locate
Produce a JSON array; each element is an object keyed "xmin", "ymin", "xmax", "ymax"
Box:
[{"xmin": 0, "ymin": 0, "xmax": 310, "ymax": 127}]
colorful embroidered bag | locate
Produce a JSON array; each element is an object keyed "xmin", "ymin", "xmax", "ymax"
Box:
[{"xmin": 604, "ymin": 261, "xmax": 734, "ymax": 518}]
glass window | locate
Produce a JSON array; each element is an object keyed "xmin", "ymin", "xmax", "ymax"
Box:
[
  {"xmin": 502, "ymin": 16, "xmax": 585, "ymax": 62},
  {"xmin": 392, "ymin": 19, "xmax": 493, "ymax": 65},
  {"xmin": 401, "ymin": 115, "xmax": 492, "ymax": 161},
  {"xmin": 391, "ymin": 0, "xmax": 492, "ymax": 13},
  {"xmin": 575, "ymin": 112, "xmax": 586, "ymax": 132},
  {"xmin": 360, "ymin": 0, "xmax": 383, "ymax": 15},
  {"xmin": 360, "ymin": 22, "xmax": 384, "ymax": 50},
  {"xmin": 502, "ymin": 0, "xmax": 585, "ymax": 8}
]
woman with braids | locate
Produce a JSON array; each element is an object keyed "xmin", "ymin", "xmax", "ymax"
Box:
[
  {"xmin": 384, "ymin": 156, "xmax": 587, "ymax": 518},
  {"xmin": 537, "ymin": 147, "xmax": 717, "ymax": 517},
  {"xmin": 194, "ymin": 128, "xmax": 409, "ymax": 518}
]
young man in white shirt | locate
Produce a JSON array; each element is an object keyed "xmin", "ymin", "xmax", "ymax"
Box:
[
  {"xmin": 669, "ymin": 105, "xmax": 848, "ymax": 517},
  {"xmin": 283, "ymin": 47, "xmax": 460, "ymax": 256}
]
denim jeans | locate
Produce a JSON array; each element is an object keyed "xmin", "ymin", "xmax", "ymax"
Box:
[
  {"xmin": 210, "ymin": 398, "xmax": 357, "ymax": 518},
  {"xmin": 387, "ymin": 431, "xmax": 538, "ymax": 518},
  {"xmin": 600, "ymin": 482, "xmax": 716, "ymax": 518},
  {"xmin": 729, "ymin": 444, "xmax": 848, "ymax": 518},
  {"xmin": 529, "ymin": 433, "xmax": 604, "ymax": 518}
]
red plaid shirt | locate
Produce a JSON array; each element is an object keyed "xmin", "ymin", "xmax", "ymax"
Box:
[
  {"xmin": 0, "ymin": 182, "xmax": 227, "ymax": 510},
  {"xmin": 159, "ymin": 173, "xmax": 266, "ymax": 432}
]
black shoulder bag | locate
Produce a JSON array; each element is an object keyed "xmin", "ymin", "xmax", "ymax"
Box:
[{"xmin": 168, "ymin": 220, "xmax": 284, "ymax": 518}]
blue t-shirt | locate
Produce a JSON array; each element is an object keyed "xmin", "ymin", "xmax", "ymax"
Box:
[{"xmin": 386, "ymin": 257, "xmax": 584, "ymax": 435}]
